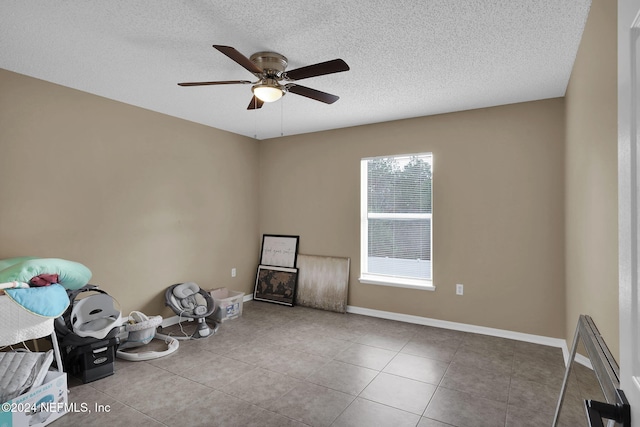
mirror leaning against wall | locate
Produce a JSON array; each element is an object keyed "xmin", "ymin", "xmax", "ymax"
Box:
[{"xmin": 553, "ymin": 315, "xmax": 630, "ymax": 427}]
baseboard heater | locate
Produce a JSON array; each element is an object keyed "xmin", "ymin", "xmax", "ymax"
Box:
[{"xmin": 553, "ymin": 315, "xmax": 630, "ymax": 427}]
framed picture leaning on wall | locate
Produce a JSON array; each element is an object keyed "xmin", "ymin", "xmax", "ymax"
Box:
[
  {"xmin": 259, "ymin": 234, "xmax": 299, "ymax": 268},
  {"xmin": 254, "ymin": 265, "xmax": 298, "ymax": 306}
]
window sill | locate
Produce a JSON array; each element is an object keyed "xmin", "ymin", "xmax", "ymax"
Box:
[{"xmin": 358, "ymin": 275, "xmax": 436, "ymax": 291}]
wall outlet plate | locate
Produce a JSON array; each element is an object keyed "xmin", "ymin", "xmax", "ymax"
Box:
[{"xmin": 456, "ymin": 284, "xmax": 464, "ymax": 295}]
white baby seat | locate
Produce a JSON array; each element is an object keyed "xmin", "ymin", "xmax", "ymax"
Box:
[{"xmin": 70, "ymin": 293, "xmax": 123, "ymax": 339}]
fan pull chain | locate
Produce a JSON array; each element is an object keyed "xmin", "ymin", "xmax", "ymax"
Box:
[
  {"xmin": 254, "ymin": 100, "xmax": 258, "ymax": 139},
  {"xmin": 280, "ymin": 97, "xmax": 284, "ymax": 137}
]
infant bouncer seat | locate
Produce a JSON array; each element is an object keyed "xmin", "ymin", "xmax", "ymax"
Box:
[
  {"xmin": 161, "ymin": 282, "xmax": 218, "ymax": 339},
  {"xmin": 115, "ymin": 311, "xmax": 179, "ymax": 361}
]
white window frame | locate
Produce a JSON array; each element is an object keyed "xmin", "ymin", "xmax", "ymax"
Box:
[{"xmin": 359, "ymin": 153, "xmax": 435, "ymax": 291}]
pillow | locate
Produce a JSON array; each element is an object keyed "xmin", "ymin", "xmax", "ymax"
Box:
[
  {"xmin": 0, "ymin": 258, "xmax": 91, "ymax": 290},
  {"xmin": 4, "ymin": 284, "xmax": 70, "ymax": 318},
  {"xmin": 0, "ymin": 257, "xmax": 37, "ymax": 272}
]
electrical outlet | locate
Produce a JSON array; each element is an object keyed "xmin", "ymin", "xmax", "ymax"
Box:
[
  {"xmin": 456, "ymin": 284, "xmax": 464, "ymax": 295},
  {"xmin": 231, "ymin": 268, "xmax": 237, "ymax": 278}
]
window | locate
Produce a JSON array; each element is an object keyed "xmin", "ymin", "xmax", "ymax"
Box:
[{"xmin": 360, "ymin": 153, "xmax": 433, "ymax": 290}]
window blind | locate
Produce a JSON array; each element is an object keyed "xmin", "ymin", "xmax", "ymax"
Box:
[{"xmin": 362, "ymin": 153, "xmax": 432, "ymax": 283}]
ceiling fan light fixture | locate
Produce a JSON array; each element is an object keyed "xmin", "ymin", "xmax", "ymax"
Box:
[{"xmin": 252, "ymin": 79, "xmax": 283, "ymax": 103}]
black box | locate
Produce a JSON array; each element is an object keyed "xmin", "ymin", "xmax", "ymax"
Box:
[{"xmin": 64, "ymin": 337, "xmax": 118, "ymax": 383}]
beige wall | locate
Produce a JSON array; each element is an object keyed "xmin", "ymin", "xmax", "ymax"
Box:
[
  {"xmin": 0, "ymin": 69, "xmax": 260, "ymax": 316},
  {"xmin": 565, "ymin": 0, "xmax": 618, "ymax": 359},
  {"xmin": 0, "ymin": 0, "xmax": 618, "ymax": 346},
  {"xmin": 259, "ymin": 99, "xmax": 566, "ymax": 338}
]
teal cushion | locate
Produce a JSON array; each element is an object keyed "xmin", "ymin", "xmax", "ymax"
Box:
[
  {"xmin": 0, "ymin": 258, "xmax": 91, "ymax": 290},
  {"xmin": 5, "ymin": 284, "xmax": 70, "ymax": 317}
]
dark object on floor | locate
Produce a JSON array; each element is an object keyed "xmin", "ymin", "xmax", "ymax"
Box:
[{"xmin": 54, "ymin": 284, "xmax": 122, "ymax": 383}]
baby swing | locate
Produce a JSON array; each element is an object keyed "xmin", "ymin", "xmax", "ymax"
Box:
[{"xmin": 159, "ymin": 282, "xmax": 219, "ymax": 340}]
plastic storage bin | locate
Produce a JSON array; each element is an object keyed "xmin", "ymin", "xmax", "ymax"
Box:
[{"xmin": 209, "ymin": 288, "xmax": 244, "ymax": 322}]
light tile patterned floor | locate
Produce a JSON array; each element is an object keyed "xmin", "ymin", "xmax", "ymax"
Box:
[{"xmin": 49, "ymin": 301, "xmax": 592, "ymax": 426}]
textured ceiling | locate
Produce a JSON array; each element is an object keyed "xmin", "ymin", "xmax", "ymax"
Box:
[{"xmin": 0, "ymin": 1, "xmax": 591, "ymax": 140}]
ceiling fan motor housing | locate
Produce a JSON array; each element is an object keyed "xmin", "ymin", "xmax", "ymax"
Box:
[{"xmin": 250, "ymin": 52, "xmax": 288, "ymax": 78}]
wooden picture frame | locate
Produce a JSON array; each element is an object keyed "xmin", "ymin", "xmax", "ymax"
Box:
[
  {"xmin": 259, "ymin": 234, "xmax": 299, "ymax": 268},
  {"xmin": 254, "ymin": 265, "xmax": 298, "ymax": 306}
]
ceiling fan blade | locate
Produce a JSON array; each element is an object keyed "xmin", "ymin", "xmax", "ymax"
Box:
[
  {"xmin": 286, "ymin": 84, "xmax": 340, "ymax": 104},
  {"xmin": 285, "ymin": 59, "xmax": 349, "ymax": 81},
  {"xmin": 178, "ymin": 80, "xmax": 252, "ymax": 86},
  {"xmin": 213, "ymin": 45, "xmax": 263, "ymax": 75},
  {"xmin": 247, "ymin": 96, "xmax": 264, "ymax": 110}
]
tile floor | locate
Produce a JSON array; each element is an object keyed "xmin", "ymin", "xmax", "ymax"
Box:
[{"xmin": 49, "ymin": 301, "xmax": 593, "ymax": 427}]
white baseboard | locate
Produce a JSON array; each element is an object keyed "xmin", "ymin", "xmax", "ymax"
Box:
[
  {"xmin": 574, "ymin": 352, "xmax": 594, "ymax": 370},
  {"xmin": 346, "ymin": 305, "xmax": 573, "ymax": 365},
  {"xmin": 160, "ymin": 315, "xmax": 192, "ymax": 328}
]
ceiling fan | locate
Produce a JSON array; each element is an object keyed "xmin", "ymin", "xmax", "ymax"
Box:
[{"xmin": 178, "ymin": 45, "xmax": 350, "ymax": 110}]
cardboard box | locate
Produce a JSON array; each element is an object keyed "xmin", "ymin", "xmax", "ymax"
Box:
[
  {"xmin": 0, "ymin": 370, "xmax": 68, "ymax": 427},
  {"xmin": 209, "ymin": 288, "xmax": 244, "ymax": 322}
]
